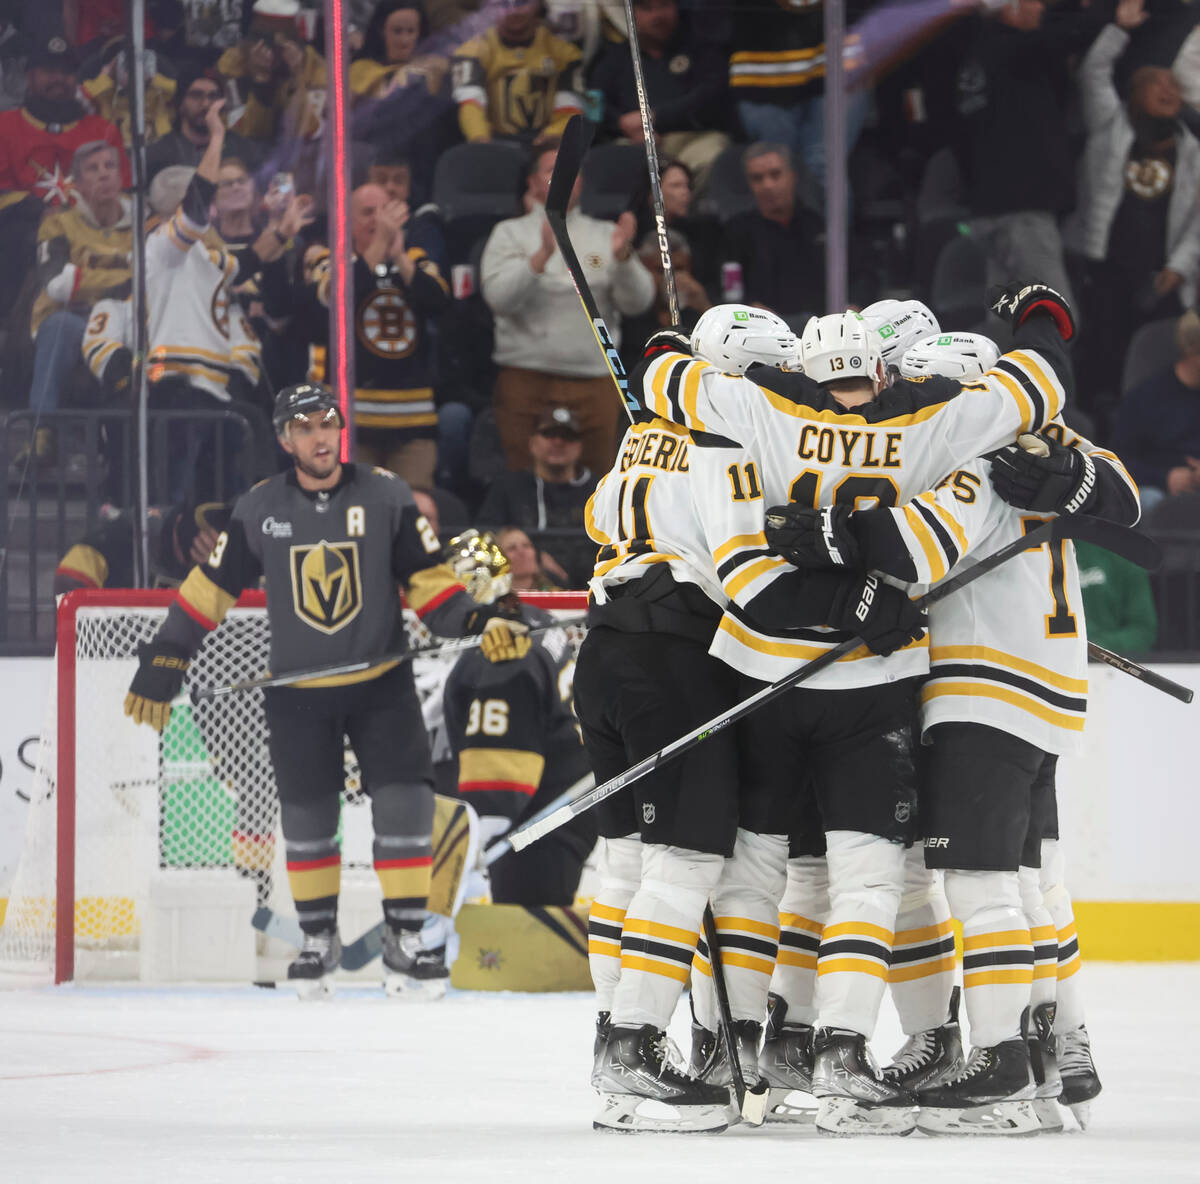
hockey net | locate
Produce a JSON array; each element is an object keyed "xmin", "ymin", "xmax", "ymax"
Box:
[{"xmin": 0, "ymin": 588, "xmax": 589, "ymax": 984}]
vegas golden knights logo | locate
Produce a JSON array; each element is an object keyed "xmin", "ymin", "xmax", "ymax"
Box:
[
  {"xmin": 290, "ymin": 541, "xmax": 363, "ymax": 633},
  {"xmin": 359, "ymin": 290, "xmax": 417, "ymax": 359}
]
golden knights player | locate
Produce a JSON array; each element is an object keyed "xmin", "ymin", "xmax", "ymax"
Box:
[
  {"xmin": 124, "ymin": 383, "xmax": 518, "ymax": 1000},
  {"xmin": 440, "ymin": 530, "xmax": 596, "ymax": 906}
]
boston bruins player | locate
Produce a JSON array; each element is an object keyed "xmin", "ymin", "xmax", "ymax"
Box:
[
  {"xmin": 440, "ymin": 530, "xmax": 596, "ymax": 907},
  {"xmin": 765, "ymin": 310, "xmax": 1137, "ymax": 1134},
  {"xmin": 124, "ymin": 382, "xmax": 516, "ymax": 1000}
]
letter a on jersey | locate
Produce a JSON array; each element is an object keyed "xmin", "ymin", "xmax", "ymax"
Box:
[{"xmin": 290, "ymin": 541, "xmax": 363, "ymax": 633}]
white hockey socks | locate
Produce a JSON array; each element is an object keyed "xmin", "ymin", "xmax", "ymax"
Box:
[
  {"xmin": 693, "ymin": 829, "xmax": 787, "ymax": 1030},
  {"xmin": 770, "ymin": 854, "xmax": 828, "ymax": 1027},
  {"xmin": 944, "ymin": 868, "xmax": 1031, "ymax": 1048},
  {"xmin": 588, "ymin": 836, "xmax": 642, "ymax": 1013},
  {"xmin": 610, "ymin": 844, "xmax": 724, "ymax": 1030},
  {"xmin": 1020, "ymin": 863, "xmax": 1058, "ymax": 1014},
  {"xmin": 1040, "ymin": 838, "xmax": 1085, "ymax": 1032},
  {"xmin": 889, "ymin": 847, "xmax": 956, "ymax": 1035},
  {"xmin": 814, "ymin": 831, "xmax": 904, "ymax": 1037}
]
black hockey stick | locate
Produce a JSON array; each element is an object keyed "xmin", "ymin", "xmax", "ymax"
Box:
[
  {"xmin": 508, "ymin": 515, "xmax": 1148, "ymax": 852},
  {"xmin": 1086, "ymin": 641, "xmax": 1193, "ymax": 704},
  {"xmin": 621, "ymin": 0, "xmax": 679, "ymax": 325},
  {"xmin": 189, "ymin": 615, "xmax": 587, "ymax": 702},
  {"xmin": 545, "ymin": 114, "xmax": 639, "ymax": 421},
  {"xmin": 702, "ymin": 905, "xmax": 769, "ymax": 1125}
]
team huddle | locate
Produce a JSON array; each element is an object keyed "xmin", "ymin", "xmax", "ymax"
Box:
[{"xmin": 122, "ymin": 275, "xmax": 1130, "ymax": 1137}]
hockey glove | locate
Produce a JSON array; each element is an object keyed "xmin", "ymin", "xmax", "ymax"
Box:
[
  {"xmin": 830, "ymin": 574, "xmax": 927, "ymax": 657},
  {"xmin": 765, "ymin": 504, "xmax": 862, "ymax": 570},
  {"xmin": 988, "ymin": 281, "xmax": 1075, "ymax": 342},
  {"xmin": 479, "ymin": 617, "xmax": 531, "ymax": 663},
  {"xmin": 990, "ymin": 433, "xmax": 1097, "ymax": 515},
  {"xmin": 103, "ymin": 347, "xmax": 133, "ymax": 399},
  {"xmin": 643, "ymin": 326, "xmax": 692, "ymax": 363},
  {"xmin": 124, "ymin": 640, "xmax": 192, "ymax": 732}
]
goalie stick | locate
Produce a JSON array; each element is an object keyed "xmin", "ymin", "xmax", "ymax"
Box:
[
  {"xmin": 189, "ymin": 615, "xmax": 587, "ymax": 702},
  {"xmin": 508, "ymin": 514, "xmax": 1153, "ymax": 852}
]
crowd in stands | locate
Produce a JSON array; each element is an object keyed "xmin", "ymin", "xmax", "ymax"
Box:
[{"xmin": 0, "ymin": 0, "xmax": 1198, "ymax": 645}]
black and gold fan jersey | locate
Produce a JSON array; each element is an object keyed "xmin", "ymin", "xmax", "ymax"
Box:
[{"xmin": 156, "ymin": 464, "xmax": 476, "ymax": 686}]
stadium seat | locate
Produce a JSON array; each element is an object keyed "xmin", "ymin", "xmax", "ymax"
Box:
[
  {"xmin": 1121, "ymin": 316, "xmax": 1178, "ymax": 397},
  {"xmin": 580, "ymin": 143, "xmax": 647, "ymax": 221},
  {"xmin": 1141, "ymin": 493, "xmax": 1200, "ymax": 650},
  {"xmin": 930, "ymin": 233, "xmax": 987, "ymax": 331},
  {"xmin": 432, "ymin": 141, "xmax": 527, "ymax": 265}
]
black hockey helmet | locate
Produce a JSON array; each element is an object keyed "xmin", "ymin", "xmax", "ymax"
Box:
[{"xmin": 272, "ymin": 382, "xmax": 343, "ymax": 436}]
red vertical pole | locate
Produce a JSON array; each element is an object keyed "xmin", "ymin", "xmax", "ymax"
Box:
[{"xmin": 55, "ymin": 594, "xmax": 77, "ymax": 984}]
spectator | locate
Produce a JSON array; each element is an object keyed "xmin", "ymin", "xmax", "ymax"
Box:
[
  {"xmin": 451, "ymin": 0, "xmax": 584, "ymax": 144},
  {"xmin": 351, "ymin": 0, "xmax": 448, "ymax": 101},
  {"xmin": 145, "ymin": 66, "xmax": 262, "ymax": 183},
  {"xmin": 496, "ymin": 525, "xmax": 565, "ymax": 591},
  {"xmin": 718, "ymin": 143, "xmax": 826, "ymax": 323},
  {"xmin": 952, "ymin": 0, "xmax": 1101, "ymax": 315},
  {"xmin": 0, "ymin": 36, "xmax": 128, "ymax": 318},
  {"xmin": 1074, "ymin": 538, "xmax": 1157, "ymax": 655},
  {"xmin": 1114, "ymin": 308, "xmax": 1200, "ymax": 510},
  {"xmin": 586, "ymin": 0, "xmax": 730, "ymax": 189},
  {"xmin": 0, "ymin": 13, "xmax": 29, "ymax": 111},
  {"xmin": 1069, "ymin": 0, "xmax": 1200, "ymax": 412},
  {"xmin": 303, "ymin": 181, "xmax": 450, "ymax": 489},
  {"xmin": 480, "ymin": 138, "xmax": 654, "ymax": 476},
  {"xmin": 21, "ymin": 141, "xmax": 133, "ymax": 468},
  {"xmin": 82, "ymin": 38, "xmax": 178, "ymax": 146},
  {"xmin": 478, "ymin": 405, "xmax": 597, "ymax": 586}
]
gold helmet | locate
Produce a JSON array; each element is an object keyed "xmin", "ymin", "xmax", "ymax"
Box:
[{"xmin": 443, "ymin": 529, "xmax": 513, "ymax": 604}]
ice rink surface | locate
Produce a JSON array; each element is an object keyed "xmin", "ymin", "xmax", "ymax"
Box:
[{"xmin": 2, "ymin": 964, "xmax": 1197, "ymax": 1184}]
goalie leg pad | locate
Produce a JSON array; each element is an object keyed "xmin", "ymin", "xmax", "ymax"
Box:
[
  {"xmin": 890, "ymin": 848, "xmax": 955, "ymax": 1036},
  {"xmin": 815, "ymin": 830, "xmax": 905, "ymax": 1036},
  {"xmin": 589, "ymin": 836, "xmax": 642, "ymax": 1012},
  {"xmin": 772, "ymin": 854, "xmax": 828, "ymax": 1027},
  {"xmin": 610, "ymin": 844, "xmax": 724, "ymax": 1030},
  {"xmin": 944, "ymin": 869, "xmax": 1031, "ymax": 1049}
]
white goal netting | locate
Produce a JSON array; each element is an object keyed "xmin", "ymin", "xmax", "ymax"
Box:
[{"xmin": 0, "ymin": 591, "xmax": 587, "ymax": 984}]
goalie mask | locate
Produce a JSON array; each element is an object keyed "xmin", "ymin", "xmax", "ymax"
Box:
[
  {"xmin": 691, "ymin": 304, "xmax": 800, "ymax": 374},
  {"xmin": 860, "ymin": 299, "xmax": 941, "ymax": 370},
  {"xmin": 443, "ymin": 529, "xmax": 513, "ymax": 605},
  {"xmin": 899, "ymin": 332, "xmax": 1000, "ymax": 381},
  {"xmin": 798, "ymin": 311, "xmax": 885, "ymax": 391}
]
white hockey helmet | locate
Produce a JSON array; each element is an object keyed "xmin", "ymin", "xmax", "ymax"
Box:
[
  {"xmin": 860, "ymin": 298, "xmax": 941, "ymax": 369},
  {"xmin": 899, "ymin": 331, "xmax": 1001, "ymax": 381},
  {"xmin": 690, "ymin": 304, "xmax": 800, "ymax": 375},
  {"xmin": 798, "ymin": 311, "xmax": 885, "ymax": 389}
]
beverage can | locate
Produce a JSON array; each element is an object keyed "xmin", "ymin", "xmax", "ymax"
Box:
[
  {"xmin": 452, "ymin": 264, "xmax": 475, "ymax": 300},
  {"xmin": 721, "ymin": 261, "xmax": 744, "ymax": 303}
]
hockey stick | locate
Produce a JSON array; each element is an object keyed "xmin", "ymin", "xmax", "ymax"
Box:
[
  {"xmin": 189, "ymin": 614, "xmax": 587, "ymax": 702},
  {"xmin": 702, "ymin": 905, "xmax": 769, "ymax": 1125},
  {"xmin": 545, "ymin": 114, "xmax": 639, "ymax": 421},
  {"xmin": 621, "ymin": 0, "xmax": 679, "ymax": 325},
  {"xmin": 508, "ymin": 515, "xmax": 1150, "ymax": 852},
  {"xmin": 1086, "ymin": 641, "xmax": 1193, "ymax": 704}
]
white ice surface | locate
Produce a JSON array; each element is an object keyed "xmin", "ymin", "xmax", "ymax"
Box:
[{"xmin": 1, "ymin": 964, "xmax": 1197, "ymax": 1184}]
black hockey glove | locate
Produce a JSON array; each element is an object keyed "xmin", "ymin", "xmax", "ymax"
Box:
[
  {"xmin": 830, "ymin": 574, "xmax": 927, "ymax": 657},
  {"xmin": 990, "ymin": 433, "xmax": 1097, "ymax": 515},
  {"xmin": 124, "ymin": 640, "xmax": 192, "ymax": 733},
  {"xmin": 765, "ymin": 504, "xmax": 862, "ymax": 570},
  {"xmin": 988, "ymin": 281, "xmax": 1075, "ymax": 342},
  {"xmin": 642, "ymin": 325, "xmax": 692, "ymax": 363},
  {"xmin": 103, "ymin": 347, "xmax": 133, "ymax": 399}
]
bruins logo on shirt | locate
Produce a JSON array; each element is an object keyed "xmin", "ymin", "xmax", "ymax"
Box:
[
  {"xmin": 359, "ymin": 290, "xmax": 417, "ymax": 358},
  {"xmin": 290, "ymin": 540, "xmax": 363, "ymax": 633}
]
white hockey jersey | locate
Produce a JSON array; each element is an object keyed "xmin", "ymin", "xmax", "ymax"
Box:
[{"xmin": 639, "ymin": 347, "xmax": 1066, "ymax": 688}]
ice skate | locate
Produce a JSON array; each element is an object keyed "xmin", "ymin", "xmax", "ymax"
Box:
[
  {"xmin": 917, "ymin": 1034, "xmax": 1039, "ymax": 1136},
  {"xmin": 593, "ymin": 1025, "xmax": 730, "ymax": 1134},
  {"xmin": 287, "ymin": 928, "xmax": 342, "ymax": 1001},
  {"xmin": 882, "ymin": 985, "xmax": 965, "ymax": 1094},
  {"xmin": 1057, "ymin": 1024, "xmax": 1101, "ymax": 1129},
  {"xmin": 1028, "ymin": 1002, "xmax": 1063, "ymax": 1132},
  {"xmin": 690, "ymin": 1019, "xmax": 763, "ymax": 1088},
  {"xmin": 758, "ymin": 994, "xmax": 817, "ymax": 1124},
  {"xmin": 591, "ymin": 1011, "xmax": 612, "ymax": 1089},
  {"xmin": 382, "ymin": 917, "xmax": 450, "ymax": 1001},
  {"xmin": 811, "ymin": 1028, "xmax": 916, "ymax": 1136}
]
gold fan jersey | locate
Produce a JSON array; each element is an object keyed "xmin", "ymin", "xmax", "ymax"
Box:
[
  {"xmin": 638, "ymin": 346, "xmax": 1065, "ymax": 688},
  {"xmin": 451, "ymin": 24, "xmax": 584, "ymax": 142}
]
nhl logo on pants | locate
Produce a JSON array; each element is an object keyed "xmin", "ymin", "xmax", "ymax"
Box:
[{"xmin": 642, "ymin": 802, "xmax": 656, "ymax": 824}]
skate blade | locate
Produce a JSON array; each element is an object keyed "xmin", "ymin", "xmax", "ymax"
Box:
[
  {"xmin": 816, "ymin": 1096, "xmax": 916, "ymax": 1137},
  {"xmin": 293, "ymin": 975, "xmax": 335, "ymax": 1002},
  {"xmin": 763, "ymin": 1085, "xmax": 819, "ymax": 1125},
  {"xmin": 592, "ymin": 1093, "xmax": 728, "ymax": 1134},
  {"xmin": 1033, "ymin": 1096, "xmax": 1064, "ymax": 1133},
  {"xmin": 384, "ymin": 972, "xmax": 448, "ymax": 1001},
  {"xmin": 917, "ymin": 1100, "xmax": 1040, "ymax": 1137},
  {"xmin": 1064, "ymin": 1099, "xmax": 1092, "ymax": 1130}
]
